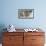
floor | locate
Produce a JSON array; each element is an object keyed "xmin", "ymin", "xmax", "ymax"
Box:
[{"xmin": 0, "ymin": 44, "xmax": 2, "ymax": 46}]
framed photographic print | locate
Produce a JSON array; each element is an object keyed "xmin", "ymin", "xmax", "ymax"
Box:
[{"xmin": 18, "ymin": 9, "xmax": 34, "ymax": 19}]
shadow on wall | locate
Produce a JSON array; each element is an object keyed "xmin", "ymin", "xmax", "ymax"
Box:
[{"xmin": 0, "ymin": 24, "xmax": 7, "ymax": 43}]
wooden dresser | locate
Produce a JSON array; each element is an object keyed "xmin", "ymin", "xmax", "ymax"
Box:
[{"xmin": 2, "ymin": 32, "xmax": 45, "ymax": 46}]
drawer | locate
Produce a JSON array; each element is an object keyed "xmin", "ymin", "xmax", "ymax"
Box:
[
  {"xmin": 24, "ymin": 36, "xmax": 32, "ymax": 40},
  {"xmin": 3, "ymin": 32, "xmax": 23, "ymax": 36},
  {"xmin": 3, "ymin": 43, "xmax": 23, "ymax": 46},
  {"xmin": 31, "ymin": 44, "xmax": 44, "ymax": 46},
  {"xmin": 24, "ymin": 32, "xmax": 44, "ymax": 36},
  {"xmin": 3, "ymin": 36, "xmax": 23, "ymax": 44},
  {"xmin": 3, "ymin": 44, "xmax": 15, "ymax": 46},
  {"xmin": 3, "ymin": 38, "xmax": 23, "ymax": 46},
  {"xmin": 24, "ymin": 35, "xmax": 44, "ymax": 45},
  {"xmin": 32, "ymin": 36, "xmax": 45, "ymax": 44},
  {"xmin": 24, "ymin": 36, "xmax": 32, "ymax": 46}
]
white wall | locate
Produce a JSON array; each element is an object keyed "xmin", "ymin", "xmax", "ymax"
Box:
[{"xmin": 0, "ymin": 0, "xmax": 46, "ymax": 31}]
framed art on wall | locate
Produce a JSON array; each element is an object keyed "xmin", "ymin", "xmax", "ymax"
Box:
[{"xmin": 18, "ymin": 9, "xmax": 34, "ymax": 19}]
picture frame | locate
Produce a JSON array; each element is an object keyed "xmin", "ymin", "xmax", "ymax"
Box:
[{"xmin": 18, "ymin": 9, "xmax": 34, "ymax": 19}]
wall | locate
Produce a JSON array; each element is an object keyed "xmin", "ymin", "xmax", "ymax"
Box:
[
  {"xmin": 0, "ymin": 0, "xmax": 46, "ymax": 31},
  {"xmin": 0, "ymin": 0, "xmax": 46, "ymax": 30},
  {"xmin": 0, "ymin": 0, "xmax": 46, "ymax": 44}
]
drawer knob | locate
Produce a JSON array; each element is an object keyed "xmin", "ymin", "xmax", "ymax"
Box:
[
  {"xmin": 32, "ymin": 39, "xmax": 36, "ymax": 40},
  {"xmin": 9, "ymin": 38, "xmax": 14, "ymax": 40}
]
